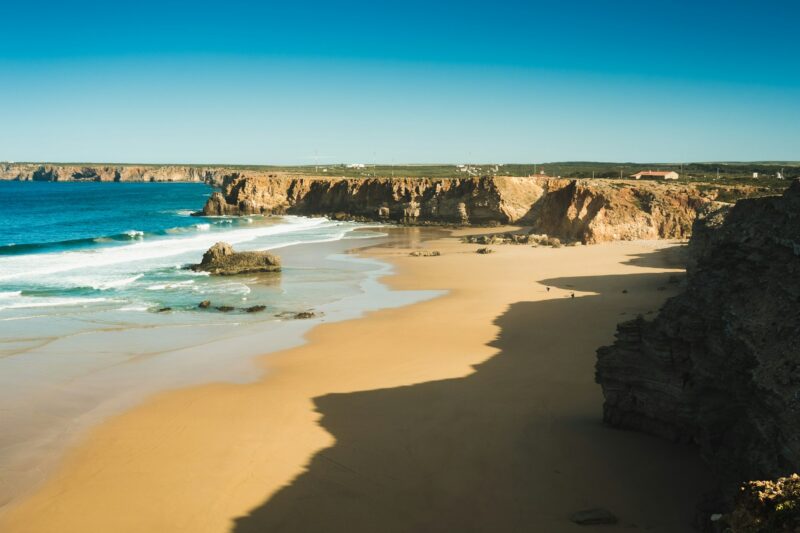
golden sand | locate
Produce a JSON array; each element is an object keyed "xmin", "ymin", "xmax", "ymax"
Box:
[{"xmin": 1, "ymin": 230, "xmax": 712, "ymax": 532}]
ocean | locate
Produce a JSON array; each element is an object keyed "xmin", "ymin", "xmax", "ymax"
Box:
[
  {"xmin": 0, "ymin": 181, "xmax": 440, "ymax": 507},
  {"xmin": 0, "ymin": 181, "xmax": 387, "ymax": 318}
]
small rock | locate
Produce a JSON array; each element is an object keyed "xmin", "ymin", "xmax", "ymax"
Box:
[
  {"xmin": 622, "ymin": 289, "xmax": 628, "ymax": 294},
  {"xmin": 410, "ymin": 250, "xmax": 441, "ymax": 257},
  {"xmin": 198, "ymin": 300, "xmax": 211, "ymax": 309},
  {"xmin": 294, "ymin": 311, "xmax": 316, "ymax": 319},
  {"xmin": 245, "ymin": 305, "xmax": 266, "ymax": 313},
  {"xmin": 215, "ymin": 305, "xmax": 235, "ymax": 312},
  {"xmin": 569, "ymin": 508, "xmax": 618, "ymax": 526},
  {"xmin": 476, "ymin": 247, "xmax": 494, "ymax": 254},
  {"xmin": 157, "ymin": 307, "xmax": 172, "ymax": 313}
]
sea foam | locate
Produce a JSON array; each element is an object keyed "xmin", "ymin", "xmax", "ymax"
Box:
[{"xmin": 0, "ymin": 216, "xmax": 329, "ymax": 283}]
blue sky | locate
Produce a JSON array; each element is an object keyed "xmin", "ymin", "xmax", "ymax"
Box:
[{"xmin": 0, "ymin": 0, "xmax": 798, "ymax": 164}]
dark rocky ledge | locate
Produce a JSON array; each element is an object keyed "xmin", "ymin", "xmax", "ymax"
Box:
[{"xmin": 596, "ymin": 181, "xmax": 800, "ymax": 527}]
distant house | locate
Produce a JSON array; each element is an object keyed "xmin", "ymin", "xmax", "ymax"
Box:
[{"xmin": 631, "ymin": 170, "xmax": 679, "ymax": 180}]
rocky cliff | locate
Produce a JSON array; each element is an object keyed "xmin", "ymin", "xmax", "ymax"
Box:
[
  {"xmin": 200, "ymin": 174, "xmax": 714, "ymax": 243},
  {"xmin": 4, "ymin": 164, "xmax": 754, "ymax": 243},
  {"xmin": 596, "ymin": 181, "xmax": 800, "ymax": 482},
  {"xmin": 0, "ymin": 163, "xmax": 248, "ymax": 186}
]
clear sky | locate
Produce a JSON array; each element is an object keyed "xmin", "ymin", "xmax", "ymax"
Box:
[{"xmin": 1, "ymin": 0, "xmax": 798, "ymax": 164}]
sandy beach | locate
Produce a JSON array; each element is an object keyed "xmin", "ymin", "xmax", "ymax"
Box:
[{"xmin": 1, "ymin": 229, "xmax": 713, "ymax": 532}]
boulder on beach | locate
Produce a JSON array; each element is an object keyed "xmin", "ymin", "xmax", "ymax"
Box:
[{"xmin": 192, "ymin": 242, "xmax": 281, "ymax": 275}]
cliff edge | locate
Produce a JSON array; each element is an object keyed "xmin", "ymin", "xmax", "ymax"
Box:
[{"xmin": 200, "ymin": 174, "xmax": 712, "ymax": 243}]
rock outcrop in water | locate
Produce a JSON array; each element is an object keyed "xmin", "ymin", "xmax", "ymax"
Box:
[
  {"xmin": 192, "ymin": 242, "xmax": 281, "ymax": 275},
  {"xmin": 199, "ymin": 174, "xmax": 714, "ymax": 243},
  {"xmin": 596, "ymin": 181, "xmax": 800, "ymax": 483}
]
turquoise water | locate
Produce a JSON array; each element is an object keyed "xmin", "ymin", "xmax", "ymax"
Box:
[
  {"xmin": 0, "ymin": 181, "xmax": 213, "ymax": 253},
  {"xmin": 0, "ymin": 181, "xmax": 385, "ymax": 320},
  {"xmin": 0, "ymin": 182, "xmax": 444, "ymax": 507}
]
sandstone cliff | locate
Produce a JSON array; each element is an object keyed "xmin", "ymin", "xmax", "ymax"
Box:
[
  {"xmin": 596, "ymin": 181, "xmax": 800, "ymax": 482},
  {"xmin": 0, "ymin": 163, "xmax": 260, "ymax": 187},
  {"xmin": 200, "ymin": 174, "xmax": 714, "ymax": 243},
  {"xmin": 4, "ymin": 164, "xmax": 757, "ymax": 243}
]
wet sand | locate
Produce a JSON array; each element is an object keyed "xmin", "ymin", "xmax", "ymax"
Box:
[
  {"xmin": 1, "ymin": 230, "xmax": 713, "ymax": 532},
  {"xmin": 0, "ymin": 231, "xmax": 439, "ymax": 514}
]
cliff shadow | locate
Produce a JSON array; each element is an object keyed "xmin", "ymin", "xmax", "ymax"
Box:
[
  {"xmin": 231, "ymin": 273, "xmax": 712, "ymax": 533},
  {"xmin": 621, "ymin": 244, "xmax": 689, "ymax": 270}
]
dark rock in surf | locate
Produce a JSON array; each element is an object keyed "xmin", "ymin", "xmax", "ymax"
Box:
[{"xmin": 192, "ymin": 242, "xmax": 281, "ymax": 275}]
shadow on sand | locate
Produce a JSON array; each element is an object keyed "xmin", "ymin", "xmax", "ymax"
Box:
[
  {"xmin": 232, "ymin": 271, "xmax": 710, "ymax": 533},
  {"xmin": 621, "ymin": 243, "xmax": 689, "ymax": 269}
]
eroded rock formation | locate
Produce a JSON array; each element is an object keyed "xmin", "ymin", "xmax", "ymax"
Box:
[
  {"xmin": 199, "ymin": 174, "xmax": 716, "ymax": 243},
  {"xmin": 596, "ymin": 181, "xmax": 800, "ymax": 482},
  {"xmin": 199, "ymin": 174, "xmax": 544, "ymax": 223},
  {"xmin": 191, "ymin": 242, "xmax": 281, "ymax": 275}
]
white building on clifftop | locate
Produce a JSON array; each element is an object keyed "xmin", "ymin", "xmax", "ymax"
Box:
[{"xmin": 631, "ymin": 170, "xmax": 679, "ymax": 180}]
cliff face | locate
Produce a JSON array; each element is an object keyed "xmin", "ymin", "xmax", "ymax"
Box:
[
  {"xmin": 201, "ymin": 174, "xmax": 711, "ymax": 243},
  {"xmin": 596, "ymin": 181, "xmax": 800, "ymax": 481},
  {"xmin": 525, "ymin": 179, "xmax": 709, "ymax": 242},
  {"xmin": 202, "ymin": 175, "xmax": 546, "ymax": 224},
  {"xmin": 0, "ymin": 164, "xmax": 234, "ymax": 186}
]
